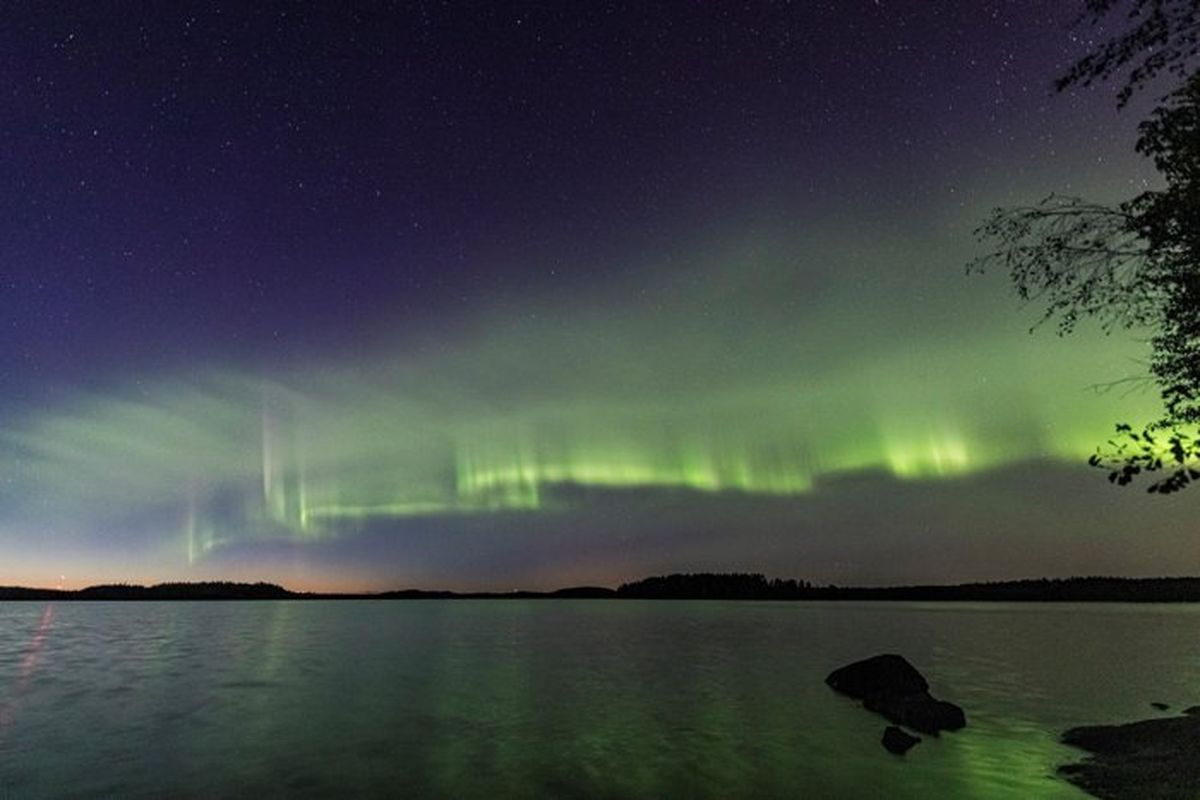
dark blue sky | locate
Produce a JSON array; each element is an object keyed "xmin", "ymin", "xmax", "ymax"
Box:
[{"xmin": 2, "ymin": 2, "xmax": 1127, "ymax": 393}]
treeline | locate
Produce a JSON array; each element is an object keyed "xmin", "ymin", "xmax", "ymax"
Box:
[
  {"xmin": 78, "ymin": 581, "xmax": 294, "ymax": 600},
  {"xmin": 6, "ymin": 574, "xmax": 1200, "ymax": 602},
  {"xmin": 0, "ymin": 582, "xmax": 617, "ymax": 601},
  {"xmin": 619, "ymin": 574, "xmax": 1200, "ymax": 602},
  {"xmin": 0, "ymin": 581, "xmax": 295, "ymax": 601},
  {"xmin": 822, "ymin": 576, "xmax": 1200, "ymax": 603},
  {"xmin": 617, "ymin": 573, "xmax": 813, "ymax": 599}
]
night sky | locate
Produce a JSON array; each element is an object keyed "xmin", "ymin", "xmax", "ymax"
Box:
[{"xmin": 1, "ymin": 2, "xmax": 1190, "ymax": 591}]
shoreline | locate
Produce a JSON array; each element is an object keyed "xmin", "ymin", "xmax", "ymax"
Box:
[
  {"xmin": 1060, "ymin": 707, "xmax": 1200, "ymax": 798},
  {"xmin": 7, "ymin": 574, "xmax": 1200, "ymax": 602}
]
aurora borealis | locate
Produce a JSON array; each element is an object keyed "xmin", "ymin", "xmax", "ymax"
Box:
[{"xmin": 2, "ymin": 2, "xmax": 1194, "ymax": 590}]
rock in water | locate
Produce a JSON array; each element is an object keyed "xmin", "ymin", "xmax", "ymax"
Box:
[
  {"xmin": 826, "ymin": 653, "xmax": 966, "ymax": 736},
  {"xmin": 825, "ymin": 654, "xmax": 929, "ymax": 699},
  {"xmin": 1151, "ymin": 702, "xmax": 1170, "ymax": 711},
  {"xmin": 881, "ymin": 725, "xmax": 921, "ymax": 755},
  {"xmin": 865, "ymin": 692, "xmax": 967, "ymax": 735}
]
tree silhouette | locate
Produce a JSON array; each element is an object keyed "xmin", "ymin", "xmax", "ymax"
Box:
[{"xmin": 974, "ymin": 0, "xmax": 1200, "ymax": 492}]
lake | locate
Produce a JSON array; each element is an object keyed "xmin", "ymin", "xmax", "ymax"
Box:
[{"xmin": 1, "ymin": 600, "xmax": 1197, "ymax": 798}]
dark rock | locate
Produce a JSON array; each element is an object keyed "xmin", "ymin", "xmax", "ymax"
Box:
[
  {"xmin": 1152, "ymin": 702, "xmax": 1170, "ymax": 711},
  {"xmin": 881, "ymin": 726, "xmax": 921, "ymax": 755},
  {"xmin": 827, "ymin": 654, "xmax": 966, "ymax": 736},
  {"xmin": 825, "ymin": 654, "xmax": 929, "ymax": 700},
  {"xmin": 864, "ymin": 692, "xmax": 967, "ymax": 735},
  {"xmin": 1061, "ymin": 713, "xmax": 1200, "ymax": 798},
  {"xmin": 1183, "ymin": 705, "xmax": 1200, "ymax": 716}
]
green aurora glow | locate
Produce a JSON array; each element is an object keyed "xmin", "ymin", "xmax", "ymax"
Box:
[{"xmin": 0, "ymin": 230, "xmax": 1168, "ymax": 581}]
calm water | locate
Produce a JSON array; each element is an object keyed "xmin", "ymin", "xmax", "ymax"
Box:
[{"xmin": 0, "ymin": 600, "xmax": 1197, "ymax": 798}]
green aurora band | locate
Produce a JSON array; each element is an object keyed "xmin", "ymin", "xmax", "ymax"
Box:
[{"xmin": 0, "ymin": 231, "xmax": 1165, "ymax": 568}]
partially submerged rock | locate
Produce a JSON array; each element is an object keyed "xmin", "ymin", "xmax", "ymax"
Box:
[
  {"xmin": 881, "ymin": 725, "xmax": 921, "ymax": 755},
  {"xmin": 826, "ymin": 653, "xmax": 966, "ymax": 736},
  {"xmin": 826, "ymin": 654, "xmax": 929, "ymax": 699},
  {"xmin": 1151, "ymin": 702, "xmax": 1170, "ymax": 711},
  {"xmin": 1061, "ymin": 711, "xmax": 1200, "ymax": 799},
  {"xmin": 864, "ymin": 691, "xmax": 966, "ymax": 735}
]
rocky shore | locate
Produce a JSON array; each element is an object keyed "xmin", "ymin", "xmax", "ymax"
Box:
[{"xmin": 1060, "ymin": 706, "xmax": 1200, "ymax": 799}]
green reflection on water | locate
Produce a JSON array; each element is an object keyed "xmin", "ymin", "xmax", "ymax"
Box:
[{"xmin": 7, "ymin": 601, "xmax": 1182, "ymax": 798}]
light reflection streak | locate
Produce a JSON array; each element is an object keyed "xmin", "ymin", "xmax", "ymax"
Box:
[{"xmin": 0, "ymin": 604, "xmax": 56, "ymax": 732}]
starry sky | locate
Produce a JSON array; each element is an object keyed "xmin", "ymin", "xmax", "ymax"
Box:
[{"xmin": 0, "ymin": 2, "xmax": 1191, "ymax": 591}]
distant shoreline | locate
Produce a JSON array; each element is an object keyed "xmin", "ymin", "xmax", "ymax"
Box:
[{"xmin": 6, "ymin": 574, "xmax": 1200, "ymax": 602}]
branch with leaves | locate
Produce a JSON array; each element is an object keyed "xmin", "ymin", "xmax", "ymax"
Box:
[
  {"xmin": 1058, "ymin": 0, "xmax": 1200, "ymax": 106},
  {"xmin": 1091, "ymin": 423, "xmax": 1200, "ymax": 493},
  {"xmin": 971, "ymin": 195, "xmax": 1161, "ymax": 335}
]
